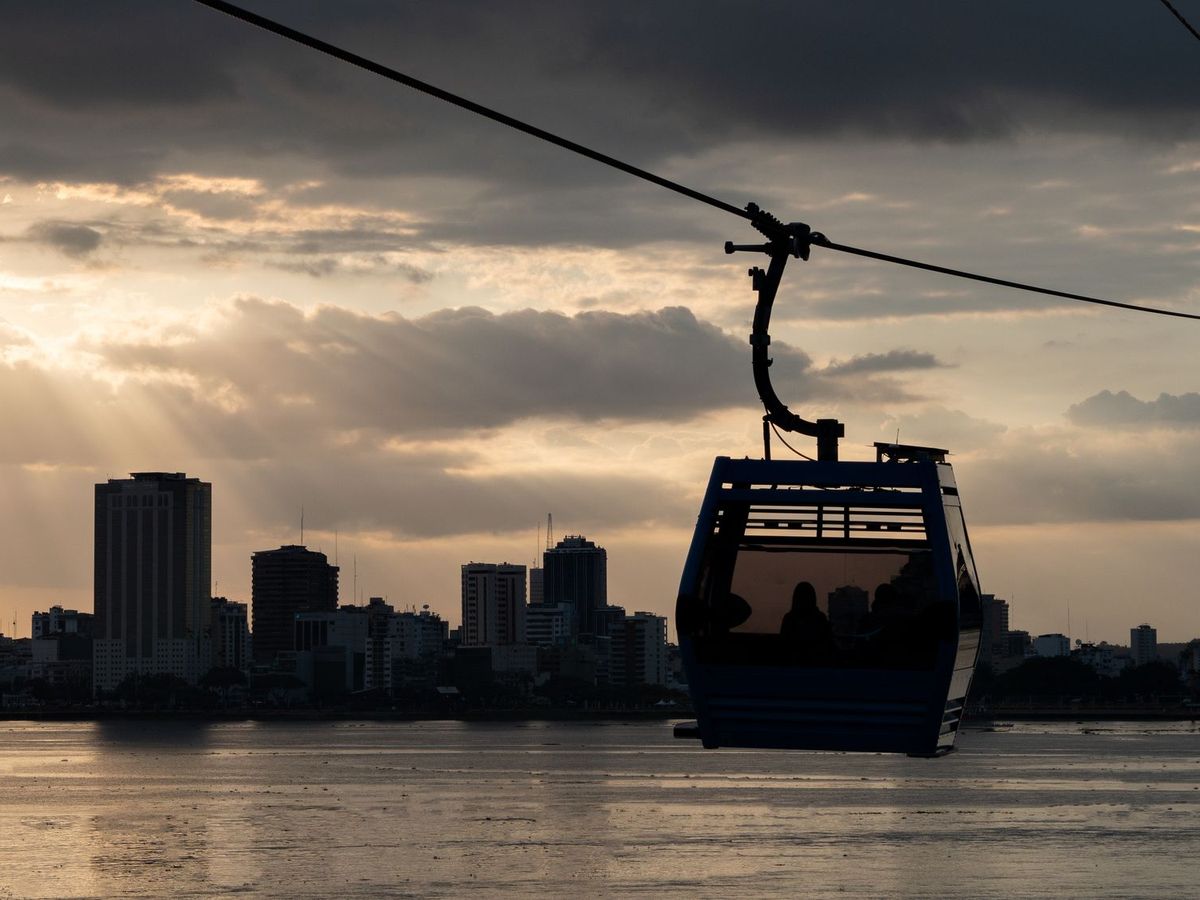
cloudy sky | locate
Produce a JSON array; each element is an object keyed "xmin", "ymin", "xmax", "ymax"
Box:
[{"xmin": 1, "ymin": 1, "xmax": 1199, "ymax": 643}]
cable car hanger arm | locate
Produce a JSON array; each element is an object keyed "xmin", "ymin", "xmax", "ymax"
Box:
[{"xmin": 726, "ymin": 205, "xmax": 844, "ymax": 462}]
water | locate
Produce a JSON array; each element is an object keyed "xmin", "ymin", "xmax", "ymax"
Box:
[{"xmin": 1, "ymin": 719, "xmax": 1197, "ymax": 898}]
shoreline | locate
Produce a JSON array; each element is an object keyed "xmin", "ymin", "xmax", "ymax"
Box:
[
  {"xmin": 2, "ymin": 706, "xmax": 1198, "ymax": 723},
  {"xmin": 0, "ymin": 708, "xmax": 690, "ymax": 723}
]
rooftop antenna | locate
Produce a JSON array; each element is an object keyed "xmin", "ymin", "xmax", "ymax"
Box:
[
  {"xmin": 334, "ymin": 528, "xmax": 339, "ymax": 567},
  {"xmin": 546, "ymin": 513, "xmax": 553, "ymax": 550},
  {"xmin": 353, "ymin": 554, "xmax": 357, "ymax": 607},
  {"xmin": 535, "ymin": 521, "xmax": 540, "ymax": 567},
  {"xmin": 300, "ymin": 504, "xmax": 305, "ymax": 546}
]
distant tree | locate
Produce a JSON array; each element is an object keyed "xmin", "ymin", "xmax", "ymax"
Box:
[
  {"xmin": 992, "ymin": 657, "xmax": 1103, "ymax": 701},
  {"xmin": 112, "ymin": 672, "xmax": 197, "ymax": 708},
  {"xmin": 201, "ymin": 666, "xmax": 246, "ymax": 688},
  {"xmin": 970, "ymin": 661, "xmax": 996, "ymax": 700},
  {"xmin": 27, "ymin": 677, "xmax": 91, "ymax": 707},
  {"xmin": 347, "ymin": 688, "xmax": 390, "ymax": 710},
  {"xmin": 1117, "ymin": 661, "xmax": 1183, "ymax": 700},
  {"xmin": 536, "ymin": 676, "xmax": 601, "ymax": 705}
]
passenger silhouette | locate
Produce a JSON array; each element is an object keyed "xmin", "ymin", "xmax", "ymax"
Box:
[
  {"xmin": 712, "ymin": 591, "xmax": 752, "ymax": 633},
  {"xmin": 780, "ymin": 581, "xmax": 834, "ymax": 663},
  {"xmin": 871, "ymin": 583, "xmax": 902, "ymax": 625},
  {"xmin": 869, "ymin": 582, "xmax": 938, "ymax": 669}
]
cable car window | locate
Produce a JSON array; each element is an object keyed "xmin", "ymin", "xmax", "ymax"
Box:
[
  {"xmin": 943, "ymin": 503, "xmax": 982, "ymax": 631},
  {"xmin": 695, "ymin": 539, "xmax": 947, "ymax": 671}
]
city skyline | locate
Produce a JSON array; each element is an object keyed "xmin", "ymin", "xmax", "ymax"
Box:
[
  {"xmin": 1, "ymin": 4, "xmax": 1199, "ymax": 643},
  {"xmin": 4, "ymin": 469, "xmax": 1181, "ymax": 654},
  {"xmin": 0, "ymin": 468, "xmax": 1188, "ymax": 648}
]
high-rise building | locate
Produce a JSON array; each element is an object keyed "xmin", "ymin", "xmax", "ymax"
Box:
[
  {"xmin": 1131, "ymin": 623, "xmax": 1158, "ymax": 667},
  {"xmin": 611, "ymin": 611, "xmax": 668, "ymax": 687},
  {"xmin": 211, "ymin": 597, "xmax": 252, "ymax": 674},
  {"xmin": 981, "ymin": 594, "xmax": 1011, "ymax": 666},
  {"xmin": 543, "ymin": 536, "xmax": 607, "ymax": 636},
  {"xmin": 529, "ymin": 567, "xmax": 544, "ymax": 606},
  {"xmin": 251, "ymin": 545, "xmax": 338, "ymax": 665},
  {"xmin": 1004, "ymin": 630, "xmax": 1032, "ymax": 670},
  {"xmin": 93, "ymin": 472, "xmax": 212, "ymax": 692},
  {"xmin": 461, "ymin": 563, "xmax": 526, "ymax": 647}
]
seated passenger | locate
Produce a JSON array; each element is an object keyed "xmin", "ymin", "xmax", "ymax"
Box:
[
  {"xmin": 711, "ymin": 591, "xmax": 752, "ymax": 633},
  {"xmin": 869, "ymin": 582, "xmax": 940, "ymax": 670},
  {"xmin": 869, "ymin": 583, "xmax": 902, "ymax": 628},
  {"xmin": 780, "ymin": 581, "xmax": 835, "ymax": 663}
]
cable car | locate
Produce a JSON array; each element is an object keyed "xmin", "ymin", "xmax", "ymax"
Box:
[{"xmin": 674, "ymin": 209, "xmax": 982, "ymax": 755}]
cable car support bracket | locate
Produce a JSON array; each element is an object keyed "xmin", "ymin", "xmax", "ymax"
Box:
[{"xmin": 726, "ymin": 203, "xmax": 845, "ymax": 463}]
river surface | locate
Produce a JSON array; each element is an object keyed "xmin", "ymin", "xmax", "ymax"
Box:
[{"xmin": 0, "ymin": 719, "xmax": 1197, "ymax": 898}]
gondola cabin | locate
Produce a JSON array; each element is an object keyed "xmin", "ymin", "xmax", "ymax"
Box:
[{"xmin": 675, "ymin": 443, "xmax": 981, "ymax": 755}]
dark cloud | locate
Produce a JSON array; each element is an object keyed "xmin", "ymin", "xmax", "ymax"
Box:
[
  {"xmin": 285, "ymin": 228, "xmax": 432, "ymax": 255},
  {"xmin": 25, "ymin": 221, "xmax": 103, "ymax": 257},
  {"xmin": 161, "ymin": 189, "xmax": 263, "ymax": 222},
  {"xmin": 93, "ymin": 299, "xmax": 829, "ymax": 436},
  {"xmin": 0, "ymin": 1, "xmax": 1195, "ymax": 192},
  {"xmin": 269, "ymin": 255, "xmax": 434, "ymax": 281},
  {"xmin": 823, "ymin": 349, "xmax": 944, "ymax": 377},
  {"xmin": 0, "ymin": 1, "xmax": 241, "ymax": 109},
  {"xmin": 232, "ymin": 445, "xmax": 695, "ymax": 540},
  {"xmin": 1067, "ymin": 390, "xmax": 1200, "ymax": 429}
]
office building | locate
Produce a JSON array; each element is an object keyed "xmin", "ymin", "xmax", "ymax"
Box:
[
  {"xmin": 1072, "ymin": 641, "xmax": 1131, "ymax": 679},
  {"xmin": 293, "ymin": 605, "xmax": 369, "ymax": 693},
  {"xmin": 93, "ymin": 472, "xmax": 212, "ymax": 692},
  {"xmin": 461, "ymin": 563, "xmax": 526, "ymax": 647},
  {"xmin": 1002, "ymin": 630, "xmax": 1033, "ymax": 671},
  {"xmin": 1033, "ymin": 633, "xmax": 1070, "ymax": 658},
  {"xmin": 1131, "ymin": 623, "xmax": 1158, "ymax": 667},
  {"xmin": 211, "ymin": 597, "xmax": 252, "ymax": 674},
  {"xmin": 526, "ymin": 603, "xmax": 570, "ymax": 646},
  {"xmin": 32, "ymin": 606, "xmax": 93, "ymax": 639},
  {"xmin": 543, "ymin": 536, "xmax": 607, "ymax": 636},
  {"xmin": 981, "ymin": 594, "xmax": 1011, "ymax": 666},
  {"xmin": 611, "ymin": 611, "xmax": 668, "ymax": 687},
  {"xmin": 31, "ymin": 607, "xmax": 93, "ymax": 691},
  {"xmin": 251, "ymin": 545, "xmax": 338, "ymax": 665}
]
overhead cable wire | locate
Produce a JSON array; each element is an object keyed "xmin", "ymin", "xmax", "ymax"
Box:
[
  {"xmin": 193, "ymin": 0, "xmax": 1200, "ymax": 323},
  {"xmin": 191, "ymin": 0, "xmax": 751, "ymax": 223},
  {"xmin": 1158, "ymin": 0, "xmax": 1200, "ymax": 42},
  {"xmin": 810, "ymin": 233, "xmax": 1200, "ymax": 321}
]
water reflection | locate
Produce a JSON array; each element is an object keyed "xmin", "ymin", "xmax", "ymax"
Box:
[
  {"xmin": 1, "ymin": 721, "xmax": 1199, "ymax": 897},
  {"xmin": 95, "ymin": 718, "xmax": 215, "ymax": 747}
]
